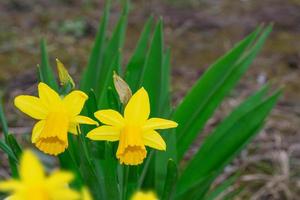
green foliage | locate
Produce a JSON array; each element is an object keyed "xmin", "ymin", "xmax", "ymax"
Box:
[{"xmin": 0, "ymin": 1, "xmax": 280, "ymax": 200}]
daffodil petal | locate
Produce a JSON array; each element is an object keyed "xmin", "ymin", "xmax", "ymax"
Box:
[
  {"xmin": 71, "ymin": 115, "xmax": 98, "ymax": 126},
  {"xmin": 63, "ymin": 90, "xmax": 88, "ymax": 117},
  {"xmin": 0, "ymin": 180, "xmax": 22, "ymax": 192},
  {"xmin": 143, "ymin": 130, "xmax": 166, "ymax": 151},
  {"xmin": 94, "ymin": 110, "xmax": 124, "ymax": 127},
  {"xmin": 20, "ymin": 150, "xmax": 45, "ymax": 184},
  {"xmin": 68, "ymin": 123, "xmax": 80, "ymax": 135},
  {"xmin": 51, "ymin": 189, "xmax": 80, "ymax": 200},
  {"xmin": 14, "ymin": 95, "xmax": 48, "ymax": 120},
  {"xmin": 143, "ymin": 118, "xmax": 178, "ymax": 131},
  {"xmin": 47, "ymin": 171, "xmax": 74, "ymax": 186},
  {"xmin": 38, "ymin": 82, "xmax": 61, "ymax": 107},
  {"xmin": 87, "ymin": 126, "xmax": 120, "ymax": 141},
  {"xmin": 32, "ymin": 120, "xmax": 45, "ymax": 143},
  {"xmin": 81, "ymin": 187, "xmax": 93, "ymax": 200},
  {"xmin": 124, "ymin": 87, "xmax": 150, "ymax": 125}
]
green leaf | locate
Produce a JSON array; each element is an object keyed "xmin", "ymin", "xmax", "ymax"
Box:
[
  {"xmin": 102, "ymin": 142, "xmax": 120, "ymax": 200},
  {"xmin": 173, "ymin": 25, "xmax": 271, "ymax": 160},
  {"xmin": 0, "ymin": 98, "xmax": 9, "ymax": 138},
  {"xmin": 204, "ymin": 175, "xmax": 238, "ymax": 200},
  {"xmin": 161, "ymin": 159, "xmax": 178, "ymax": 200},
  {"xmin": 80, "ymin": 0, "xmax": 111, "ymax": 92},
  {"xmin": 0, "ymin": 140, "xmax": 18, "ymax": 163},
  {"xmin": 39, "ymin": 39, "xmax": 58, "ymax": 91},
  {"xmin": 141, "ymin": 19, "xmax": 164, "ymax": 116},
  {"xmin": 176, "ymin": 89, "xmax": 281, "ymax": 198},
  {"xmin": 125, "ymin": 16, "xmax": 154, "ymax": 92},
  {"xmin": 97, "ymin": 8, "xmax": 128, "ymax": 108},
  {"xmin": 155, "ymin": 49, "xmax": 176, "ymax": 195},
  {"xmin": 7, "ymin": 134, "xmax": 22, "ymax": 160}
]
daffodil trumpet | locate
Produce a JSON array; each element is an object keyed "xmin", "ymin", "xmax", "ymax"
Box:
[
  {"xmin": 87, "ymin": 87, "xmax": 178, "ymax": 165},
  {"xmin": 14, "ymin": 82, "xmax": 98, "ymax": 155}
]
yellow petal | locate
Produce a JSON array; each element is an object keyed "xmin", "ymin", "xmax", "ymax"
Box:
[
  {"xmin": 71, "ymin": 115, "xmax": 99, "ymax": 126},
  {"xmin": 131, "ymin": 191, "xmax": 158, "ymax": 200},
  {"xmin": 47, "ymin": 171, "xmax": 74, "ymax": 186},
  {"xmin": 0, "ymin": 180, "xmax": 22, "ymax": 192},
  {"xmin": 81, "ymin": 187, "xmax": 93, "ymax": 200},
  {"xmin": 68, "ymin": 123, "xmax": 80, "ymax": 135},
  {"xmin": 143, "ymin": 118, "xmax": 178, "ymax": 131},
  {"xmin": 87, "ymin": 126, "xmax": 120, "ymax": 141},
  {"xmin": 94, "ymin": 110, "xmax": 124, "ymax": 127},
  {"xmin": 20, "ymin": 150, "xmax": 45, "ymax": 184},
  {"xmin": 124, "ymin": 87, "xmax": 150, "ymax": 125},
  {"xmin": 51, "ymin": 189, "xmax": 80, "ymax": 200},
  {"xmin": 38, "ymin": 82, "xmax": 61, "ymax": 108},
  {"xmin": 32, "ymin": 120, "xmax": 45, "ymax": 143},
  {"xmin": 63, "ymin": 90, "xmax": 88, "ymax": 117},
  {"xmin": 14, "ymin": 95, "xmax": 48, "ymax": 120},
  {"xmin": 143, "ymin": 130, "xmax": 166, "ymax": 151}
]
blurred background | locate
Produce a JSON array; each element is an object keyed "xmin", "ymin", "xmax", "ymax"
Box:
[{"xmin": 0, "ymin": 0, "xmax": 299, "ymax": 199}]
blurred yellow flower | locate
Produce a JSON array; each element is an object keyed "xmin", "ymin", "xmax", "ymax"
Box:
[
  {"xmin": 14, "ymin": 82, "xmax": 98, "ymax": 155},
  {"xmin": 131, "ymin": 191, "xmax": 158, "ymax": 200},
  {"xmin": 0, "ymin": 150, "xmax": 80, "ymax": 200},
  {"xmin": 87, "ymin": 87, "xmax": 178, "ymax": 165}
]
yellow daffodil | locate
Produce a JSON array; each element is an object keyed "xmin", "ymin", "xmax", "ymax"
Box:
[
  {"xmin": 87, "ymin": 87, "xmax": 178, "ymax": 165},
  {"xmin": 131, "ymin": 191, "xmax": 158, "ymax": 200},
  {"xmin": 14, "ymin": 82, "xmax": 98, "ymax": 155},
  {"xmin": 0, "ymin": 150, "xmax": 80, "ymax": 200}
]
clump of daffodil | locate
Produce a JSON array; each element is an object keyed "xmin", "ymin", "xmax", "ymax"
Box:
[
  {"xmin": 14, "ymin": 82, "xmax": 98, "ymax": 155},
  {"xmin": 87, "ymin": 87, "xmax": 178, "ymax": 165},
  {"xmin": 0, "ymin": 150, "xmax": 80, "ymax": 200},
  {"xmin": 131, "ymin": 191, "xmax": 158, "ymax": 200}
]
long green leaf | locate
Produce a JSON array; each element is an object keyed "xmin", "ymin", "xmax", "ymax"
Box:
[
  {"xmin": 141, "ymin": 19, "xmax": 164, "ymax": 116},
  {"xmin": 155, "ymin": 49, "xmax": 176, "ymax": 195},
  {"xmin": 161, "ymin": 159, "xmax": 178, "ymax": 200},
  {"xmin": 39, "ymin": 39, "xmax": 58, "ymax": 91},
  {"xmin": 0, "ymin": 140, "xmax": 18, "ymax": 163},
  {"xmin": 176, "ymin": 89, "xmax": 281, "ymax": 198},
  {"xmin": 80, "ymin": 0, "xmax": 111, "ymax": 92},
  {"xmin": 173, "ymin": 26, "xmax": 271, "ymax": 160},
  {"xmin": 97, "ymin": 6, "xmax": 128, "ymax": 107},
  {"xmin": 125, "ymin": 16, "xmax": 154, "ymax": 92}
]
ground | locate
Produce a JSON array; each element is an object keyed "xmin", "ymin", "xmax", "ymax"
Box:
[{"xmin": 0, "ymin": 0, "xmax": 299, "ymax": 199}]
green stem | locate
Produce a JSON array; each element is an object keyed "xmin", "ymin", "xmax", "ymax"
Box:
[{"xmin": 137, "ymin": 150, "xmax": 154, "ymax": 188}]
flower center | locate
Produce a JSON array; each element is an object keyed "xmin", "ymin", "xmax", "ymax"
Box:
[{"xmin": 36, "ymin": 112, "xmax": 69, "ymax": 155}]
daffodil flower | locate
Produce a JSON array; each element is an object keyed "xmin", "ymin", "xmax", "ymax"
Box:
[
  {"xmin": 14, "ymin": 82, "xmax": 98, "ymax": 155},
  {"xmin": 87, "ymin": 87, "xmax": 178, "ymax": 165},
  {"xmin": 0, "ymin": 150, "xmax": 80, "ymax": 200},
  {"xmin": 131, "ymin": 191, "xmax": 158, "ymax": 200}
]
